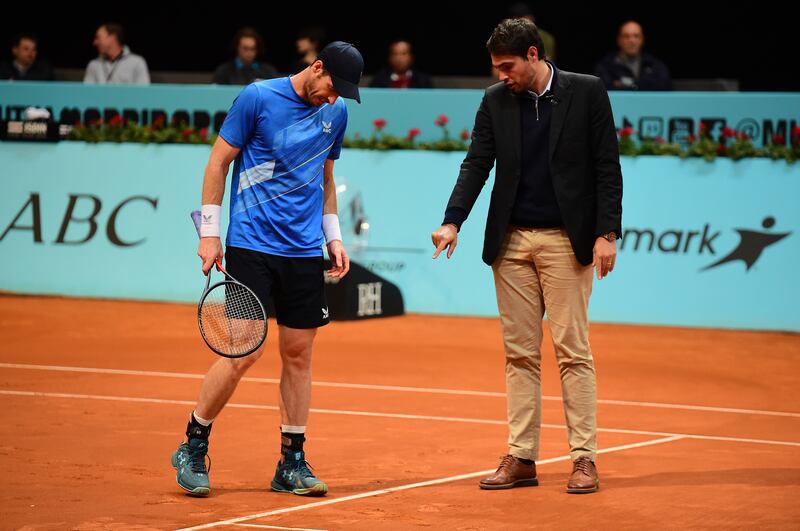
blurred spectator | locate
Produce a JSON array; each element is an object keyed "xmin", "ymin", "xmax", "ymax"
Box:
[
  {"xmin": 508, "ymin": 3, "xmax": 556, "ymax": 62},
  {"xmin": 292, "ymin": 26, "xmax": 326, "ymax": 73},
  {"xmin": 594, "ymin": 20, "xmax": 671, "ymax": 90},
  {"xmin": 213, "ymin": 28, "xmax": 278, "ymax": 84},
  {"xmin": 84, "ymin": 23, "xmax": 150, "ymax": 84},
  {"xmin": 0, "ymin": 33, "xmax": 54, "ymax": 81},
  {"xmin": 370, "ymin": 40, "xmax": 433, "ymax": 89}
]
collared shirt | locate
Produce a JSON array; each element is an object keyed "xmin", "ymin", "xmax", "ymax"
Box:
[
  {"xmin": 528, "ymin": 62, "xmax": 554, "ymax": 98},
  {"xmin": 512, "ymin": 61, "xmax": 563, "ymax": 229},
  {"xmin": 389, "ymin": 70, "xmax": 413, "ymax": 89}
]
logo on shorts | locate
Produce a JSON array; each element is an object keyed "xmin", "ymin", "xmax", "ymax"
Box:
[
  {"xmin": 322, "ymin": 121, "xmax": 332, "ymax": 134},
  {"xmin": 322, "ymin": 307, "xmax": 329, "ymax": 319}
]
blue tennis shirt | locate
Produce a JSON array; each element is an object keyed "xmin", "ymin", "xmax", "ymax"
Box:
[{"xmin": 219, "ymin": 76, "xmax": 347, "ymax": 257}]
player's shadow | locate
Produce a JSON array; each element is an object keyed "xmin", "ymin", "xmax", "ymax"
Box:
[
  {"xmin": 168, "ymin": 486, "xmax": 271, "ymax": 500},
  {"xmin": 203, "ymin": 486, "xmax": 280, "ymax": 496}
]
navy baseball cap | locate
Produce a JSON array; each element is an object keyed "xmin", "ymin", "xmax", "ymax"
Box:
[{"xmin": 318, "ymin": 41, "xmax": 364, "ymax": 104}]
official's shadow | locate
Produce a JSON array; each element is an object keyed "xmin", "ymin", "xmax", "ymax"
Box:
[{"xmin": 599, "ymin": 468, "xmax": 800, "ymax": 488}]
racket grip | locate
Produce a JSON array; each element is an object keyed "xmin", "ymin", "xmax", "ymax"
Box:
[{"xmin": 190, "ymin": 210, "xmax": 202, "ymax": 239}]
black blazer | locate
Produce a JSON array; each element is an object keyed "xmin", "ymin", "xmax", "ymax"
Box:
[{"xmin": 446, "ymin": 66, "xmax": 622, "ymax": 266}]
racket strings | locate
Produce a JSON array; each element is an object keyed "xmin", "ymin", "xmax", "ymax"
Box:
[{"xmin": 200, "ymin": 282, "xmax": 265, "ymax": 355}]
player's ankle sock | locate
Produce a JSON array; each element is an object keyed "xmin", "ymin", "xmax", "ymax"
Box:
[
  {"xmin": 280, "ymin": 425, "xmax": 306, "ymax": 460},
  {"xmin": 186, "ymin": 411, "xmax": 213, "ymax": 440},
  {"xmin": 518, "ymin": 457, "xmax": 534, "ymax": 465}
]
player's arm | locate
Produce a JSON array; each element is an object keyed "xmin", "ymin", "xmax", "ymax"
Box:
[
  {"xmin": 323, "ymin": 159, "xmax": 350, "ymax": 279},
  {"xmin": 198, "ymin": 136, "xmax": 240, "ymax": 274}
]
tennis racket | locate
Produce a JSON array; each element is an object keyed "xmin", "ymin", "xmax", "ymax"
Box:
[{"xmin": 191, "ymin": 211, "xmax": 267, "ymax": 358}]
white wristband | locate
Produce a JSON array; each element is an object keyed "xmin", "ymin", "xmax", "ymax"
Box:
[
  {"xmin": 322, "ymin": 213, "xmax": 342, "ymax": 243},
  {"xmin": 200, "ymin": 204, "xmax": 221, "ymax": 237}
]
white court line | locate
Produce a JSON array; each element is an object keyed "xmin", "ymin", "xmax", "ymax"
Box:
[
  {"xmin": 174, "ymin": 435, "xmax": 684, "ymax": 531},
  {"xmin": 2, "ymin": 362, "xmax": 799, "ymax": 419},
  {"xmin": 2, "ymin": 389, "xmax": 799, "ymax": 448},
  {"xmin": 233, "ymin": 524, "xmax": 327, "ymax": 531}
]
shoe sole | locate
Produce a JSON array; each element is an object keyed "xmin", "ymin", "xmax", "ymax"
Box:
[
  {"xmin": 271, "ymin": 480, "xmax": 328, "ymax": 497},
  {"xmin": 567, "ymin": 481, "xmax": 600, "ymax": 494},
  {"xmin": 176, "ymin": 476, "xmax": 211, "ymax": 497},
  {"xmin": 479, "ymin": 478, "xmax": 539, "ymax": 490}
]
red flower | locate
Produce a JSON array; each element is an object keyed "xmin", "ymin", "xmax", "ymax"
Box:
[
  {"xmin": 737, "ymin": 131, "xmax": 749, "ymax": 141},
  {"xmin": 772, "ymin": 134, "xmax": 785, "ymax": 145},
  {"xmin": 73, "ymin": 120, "xmax": 82, "ymax": 128},
  {"xmin": 717, "ymin": 144, "xmax": 727, "ymax": 155},
  {"xmin": 152, "ymin": 116, "xmax": 165, "ymax": 130},
  {"xmin": 435, "ymin": 114, "xmax": 449, "ymax": 127},
  {"xmin": 792, "ymin": 126, "xmax": 800, "ymax": 137},
  {"xmin": 199, "ymin": 127, "xmax": 209, "ymax": 141},
  {"xmin": 618, "ymin": 127, "xmax": 634, "ymax": 138},
  {"xmin": 373, "ymin": 118, "xmax": 387, "ymax": 130},
  {"xmin": 407, "ymin": 128, "xmax": 421, "ymax": 141},
  {"xmin": 654, "ymin": 136, "xmax": 665, "ymax": 144},
  {"xmin": 686, "ymin": 134, "xmax": 696, "ymax": 143},
  {"xmin": 182, "ymin": 128, "xmax": 193, "ymax": 138},
  {"xmin": 108, "ymin": 115, "xmax": 124, "ymax": 126},
  {"xmin": 722, "ymin": 127, "xmax": 736, "ymax": 138},
  {"xmin": 90, "ymin": 119, "xmax": 103, "ymax": 126},
  {"xmin": 698, "ymin": 122, "xmax": 707, "ymax": 136},
  {"xmin": 460, "ymin": 129, "xmax": 471, "ymax": 141}
]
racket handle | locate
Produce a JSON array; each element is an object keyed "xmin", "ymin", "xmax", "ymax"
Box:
[{"xmin": 190, "ymin": 210, "xmax": 203, "ymax": 239}]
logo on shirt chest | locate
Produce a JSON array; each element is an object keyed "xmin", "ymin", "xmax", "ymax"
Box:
[{"xmin": 322, "ymin": 121, "xmax": 332, "ymax": 134}]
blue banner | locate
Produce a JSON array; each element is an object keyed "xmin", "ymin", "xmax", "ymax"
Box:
[
  {"xmin": 1, "ymin": 143, "xmax": 797, "ymax": 331},
  {"xmin": 2, "ymin": 82, "xmax": 798, "ymax": 146}
]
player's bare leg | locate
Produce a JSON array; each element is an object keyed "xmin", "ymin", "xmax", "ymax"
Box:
[
  {"xmin": 271, "ymin": 326, "xmax": 327, "ymax": 496},
  {"xmin": 194, "ymin": 348, "xmax": 265, "ymax": 421},
  {"xmin": 277, "ymin": 326, "xmax": 316, "ymax": 425},
  {"xmin": 172, "ymin": 347, "xmax": 264, "ymax": 496}
]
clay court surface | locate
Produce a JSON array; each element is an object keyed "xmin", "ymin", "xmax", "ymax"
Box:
[{"xmin": 1, "ymin": 294, "xmax": 799, "ymax": 530}]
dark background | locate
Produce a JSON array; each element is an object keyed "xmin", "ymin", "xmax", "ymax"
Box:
[{"xmin": 3, "ymin": 3, "xmax": 797, "ymax": 91}]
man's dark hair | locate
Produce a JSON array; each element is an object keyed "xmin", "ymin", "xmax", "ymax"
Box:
[
  {"xmin": 232, "ymin": 27, "xmax": 264, "ymax": 56},
  {"xmin": 389, "ymin": 39, "xmax": 413, "ymax": 52},
  {"xmin": 12, "ymin": 33, "xmax": 38, "ymax": 47},
  {"xmin": 102, "ymin": 23, "xmax": 126, "ymax": 46},
  {"xmin": 508, "ymin": 2, "xmax": 535, "ymax": 20},
  {"xmin": 298, "ymin": 26, "xmax": 326, "ymax": 47},
  {"xmin": 487, "ymin": 18, "xmax": 546, "ymax": 59}
]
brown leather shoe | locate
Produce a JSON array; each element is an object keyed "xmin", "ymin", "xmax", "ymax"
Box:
[
  {"xmin": 479, "ymin": 455, "xmax": 538, "ymax": 490},
  {"xmin": 567, "ymin": 456, "xmax": 599, "ymax": 493}
]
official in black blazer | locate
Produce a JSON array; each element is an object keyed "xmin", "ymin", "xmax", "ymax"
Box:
[{"xmin": 432, "ymin": 18, "xmax": 622, "ymax": 494}]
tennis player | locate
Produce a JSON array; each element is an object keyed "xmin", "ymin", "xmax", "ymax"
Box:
[{"xmin": 171, "ymin": 41, "xmax": 364, "ymax": 497}]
